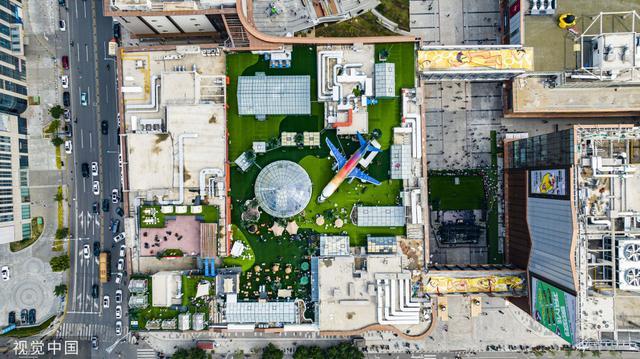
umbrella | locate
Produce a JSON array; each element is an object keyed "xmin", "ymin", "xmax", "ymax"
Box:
[
  {"xmin": 270, "ymin": 222, "xmax": 284, "ymax": 236},
  {"xmin": 286, "ymin": 221, "xmax": 299, "ymax": 235}
]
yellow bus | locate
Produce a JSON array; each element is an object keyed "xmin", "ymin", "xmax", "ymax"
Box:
[{"xmin": 99, "ymin": 252, "xmax": 110, "ymax": 283}]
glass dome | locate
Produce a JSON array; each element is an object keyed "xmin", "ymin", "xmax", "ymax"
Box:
[{"xmin": 254, "ymin": 160, "xmax": 312, "ymax": 218}]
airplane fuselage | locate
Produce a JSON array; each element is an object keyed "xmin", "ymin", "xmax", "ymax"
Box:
[{"xmin": 318, "ymin": 144, "xmax": 368, "ymax": 203}]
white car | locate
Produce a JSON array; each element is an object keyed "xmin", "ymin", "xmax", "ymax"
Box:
[
  {"xmin": 83, "ymin": 244, "xmax": 90, "ymax": 259},
  {"xmin": 91, "ymin": 162, "xmax": 98, "ymax": 177},
  {"xmin": 115, "ymin": 305, "xmax": 122, "ymax": 319},
  {"xmin": 115, "ymin": 320, "xmax": 122, "ymax": 335},
  {"xmin": 92, "ymin": 181, "xmax": 100, "ymax": 195},
  {"xmin": 116, "ymin": 113, "xmax": 121, "ymax": 128},
  {"xmin": 115, "ymin": 289, "xmax": 122, "ymax": 304},
  {"xmin": 60, "ymin": 75, "xmax": 69, "ymax": 89},
  {"xmin": 64, "ymin": 140, "xmax": 72, "ymax": 154},
  {"xmin": 115, "ymin": 272, "xmax": 123, "ymax": 285},
  {"xmin": 119, "ymin": 244, "xmax": 126, "ymax": 257},
  {"xmin": 113, "ymin": 232, "xmax": 125, "ymax": 243},
  {"xmin": 102, "ymin": 295, "xmax": 110, "ymax": 308},
  {"xmin": 59, "ymin": 20, "xmax": 66, "ymax": 32},
  {"xmin": 111, "ymin": 189, "xmax": 119, "ymax": 203},
  {"xmin": 117, "ymin": 258, "xmax": 124, "ymax": 272},
  {"xmin": 1, "ymin": 266, "xmax": 9, "ymax": 281}
]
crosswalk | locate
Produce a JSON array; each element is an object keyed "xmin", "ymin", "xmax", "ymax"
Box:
[
  {"xmin": 137, "ymin": 348, "xmax": 156, "ymax": 359},
  {"xmin": 55, "ymin": 322, "xmax": 115, "ymax": 340}
]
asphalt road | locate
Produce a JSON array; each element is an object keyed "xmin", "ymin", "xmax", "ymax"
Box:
[{"xmin": 56, "ymin": 0, "xmax": 132, "ymax": 356}]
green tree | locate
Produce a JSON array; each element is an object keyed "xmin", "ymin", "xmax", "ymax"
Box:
[
  {"xmin": 45, "ymin": 119, "xmax": 61, "ymax": 134},
  {"xmin": 49, "ymin": 105, "xmax": 64, "ymax": 119},
  {"xmin": 294, "ymin": 346, "xmax": 323, "ymax": 359},
  {"xmin": 171, "ymin": 347, "xmax": 206, "ymax": 359},
  {"xmin": 55, "ymin": 227, "xmax": 69, "ymax": 240},
  {"xmin": 51, "ymin": 136, "xmax": 64, "ymax": 147},
  {"xmin": 326, "ymin": 343, "xmax": 364, "ymax": 359},
  {"xmin": 54, "ymin": 284, "xmax": 67, "ymax": 296},
  {"xmin": 233, "ymin": 350, "xmax": 244, "ymax": 359},
  {"xmin": 50, "ymin": 255, "xmax": 70, "ymax": 272},
  {"xmin": 54, "ymin": 192, "xmax": 64, "ymax": 202},
  {"xmin": 261, "ymin": 343, "xmax": 283, "ymax": 359}
]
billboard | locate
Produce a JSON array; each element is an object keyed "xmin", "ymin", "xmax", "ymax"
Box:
[
  {"xmin": 530, "ymin": 169, "xmax": 566, "ymax": 196},
  {"xmin": 418, "ymin": 48, "xmax": 534, "ymax": 72},
  {"xmin": 531, "ymin": 277, "xmax": 576, "ymax": 343}
]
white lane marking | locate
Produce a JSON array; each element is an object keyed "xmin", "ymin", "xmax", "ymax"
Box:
[
  {"xmin": 74, "ymin": 1, "xmax": 78, "ymax": 19},
  {"xmin": 76, "ymin": 45, "xmax": 80, "ymax": 62},
  {"xmin": 80, "ymin": 128, "xmax": 84, "ymax": 148},
  {"xmin": 89, "ymin": 132, "xmax": 93, "ymax": 149},
  {"xmin": 84, "ymin": 1, "xmax": 87, "ymax": 19},
  {"xmin": 85, "ymin": 44, "xmax": 89, "ymax": 62},
  {"xmin": 82, "ymin": 177, "xmax": 86, "ymax": 193}
]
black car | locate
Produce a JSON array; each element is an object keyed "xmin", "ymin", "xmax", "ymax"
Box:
[
  {"xmin": 28, "ymin": 309, "xmax": 35, "ymax": 325},
  {"xmin": 91, "ymin": 284, "xmax": 99, "ymax": 299},
  {"xmin": 101, "ymin": 121, "xmax": 108, "ymax": 135},
  {"xmin": 8, "ymin": 311, "xmax": 15, "ymax": 325},
  {"xmin": 81, "ymin": 163, "xmax": 89, "ymax": 178},
  {"xmin": 63, "ymin": 124, "xmax": 72, "ymax": 137},
  {"xmin": 20, "ymin": 309, "xmax": 27, "ymax": 324},
  {"xmin": 92, "ymin": 201, "xmax": 99, "ymax": 214},
  {"xmin": 101, "ymin": 198, "xmax": 110, "ymax": 212},
  {"xmin": 113, "ymin": 22, "xmax": 121, "ymax": 43},
  {"xmin": 110, "ymin": 219, "xmax": 120, "ymax": 234},
  {"xmin": 63, "ymin": 91, "xmax": 70, "ymax": 107},
  {"xmin": 115, "ymin": 207, "xmax": 124, "ymax": 217},
  {"xmin": 93, "ymin": 241, "xmax": 100, "ymax": 257}
]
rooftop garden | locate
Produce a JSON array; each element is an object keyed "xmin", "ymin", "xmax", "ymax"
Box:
[{"xmin": 140, "ymin": 205, "xmax": 219, "ymax": 229}]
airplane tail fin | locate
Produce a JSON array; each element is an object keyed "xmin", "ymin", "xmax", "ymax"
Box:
[
  {"xmin": 356, "ymin": 132, "xmax": 367, "ymax": 147},
  {"xmin": 367, "ymin": 143, "xmax": 382, "ymax": 153}
]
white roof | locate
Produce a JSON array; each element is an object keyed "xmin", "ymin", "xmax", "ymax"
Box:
[
  {"xmin": 225, "ymin": 301, "xmax": 298, "ymax": 324},
  {"xmin": 151, "ymin": 271, "xmax": 182, "ymax": 307}
]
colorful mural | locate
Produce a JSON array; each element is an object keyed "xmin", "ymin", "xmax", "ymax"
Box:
[
  {"xmin": 531, "ymin": 277, "xmax": 576, "ymax": 343},
  {"xmin": 418, "ymin": 48, "xmax": 534, "ymax": 72},
  {"xmin": 420, "ymin": 273, "xmax": 527, "ymax": 295},
  {"xmin": 530, "ymin": 169, "xmax": 567, "ymax": 196}
]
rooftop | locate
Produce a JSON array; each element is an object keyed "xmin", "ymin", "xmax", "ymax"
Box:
[{"xmin": 109, "ymin": 0, "xmax": 235, "ymax": 12}]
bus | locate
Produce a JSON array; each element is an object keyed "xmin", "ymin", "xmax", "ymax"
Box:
[
  {"xmin": 99, "ymin": 252, "xmax": 110, "ymax": 283},
  {"xmin": 108, "ymin": 39, "xmax": 118, "ymax": 57}
]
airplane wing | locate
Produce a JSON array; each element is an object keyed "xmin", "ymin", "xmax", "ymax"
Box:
[
  {"xmin": 326, "ymin": 137, "xmax": 346, "ymax": 168},
  {"xmin": 348, "ymin": 167, "xmax": 381, "ymax": 185}
]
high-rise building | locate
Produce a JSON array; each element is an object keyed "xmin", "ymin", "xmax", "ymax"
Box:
[{"xmin": 0, "ymin": 0, "xmax": 27, "ymax": 115}]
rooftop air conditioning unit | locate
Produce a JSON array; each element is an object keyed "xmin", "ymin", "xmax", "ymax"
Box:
[{"xmin": 618, "ymin": 239, "xmax": 640, "ymax": 291}]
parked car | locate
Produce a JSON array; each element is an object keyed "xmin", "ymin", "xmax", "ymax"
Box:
[
  {"xmin": 110, "ymin": 219, "xmax": 120, "ymax": 235},
  {"xmin": 115, "ymin": 272, "xmax": 123, "ymax": 285},
  {"xmin": 63, "ymin": 108, "xmax": 71, "ymax": 122},
  {"xmin": 1, "ymin": 266, "xmax": 9, "ymax": 281},
  {"xmin": 83, "ymin": 244, "xmax": 90, "ymax": 259},
  {"xmin": 93, "ymin": 241, "xmax": 100, "ymax": 257},
  {"xmin": 102, "ymin": 295, "xmax": 109, "ymax": 309},
  {"xmin": 119, "ymin": 244, "xmax": 126, "ymax": 257},
  {"xmin": 117, "ymin": 258, "xmax": 124, "ymax": 272},
  {"xmin": 20, "ymin": 309, "xmax": 27, "ymax": 324},
  {"xmin": 113, "ymin": 232, "xmax": 125, "ymax": 243},
  {"xmin": 61, "ymin": 55, "xmax": 69, "ymax": 70},
  {"xmin": 101, "ymin": 199, "xmax": 109, "ymax": 212},
  {"xmin": 81, "ymin": 163, "xmax": 89, "ymax": 178},
  {"xmin": 101, "ymin": 120, "xmax": 108, "ymax": 135},
  {"xmin": 59, "ymin": 20, "xmax": 66, "ymax": 31},
  {"xmin": 92, "ymin": 201, "xmax": 99, "ymax": 214},
  {"xmin": 113, "ymin": 22, "xmax": 121, "ymax": 43},
  {"xmin": 28, "ymin": 309, "xmax": 35, "ymax": 325},
  {"xmin": 60, "ymin": 75, "xmax": 69, "ymax": 88},
  {"xmin": 91, "ymin": 284, "xmax": 99, "ymax": 299},
  {"xmin": 115, "ymin": 305, "xmax": 122, "ymax": 319},
  {"xmin": 58, "ymin": 0, "xmax": 66, "ymax": 6},
  {"xmin": 91, "ymin": 336, "xmax": 98, "ymax": 350},
  {"xmin": 115, "ymin": 207, "xmax": 124, "ymax": 217},
  {"xmin": 92, "ymin": 181, "xmax": 100, "ymax": 195},
  {"xmin": 62, "ymin": 124, "xmax": 72, "ymax": 137},
  {"xmin": 64, "ymin": 140, "xmax": 72, "ymax": 154},
  {"xmin": 111, "ymin": 189, "xmax": 119, "ymax": 203},
  {"xmin": 115, "ymin": 289, "xmax": 122, "ymax": 304},
  {"xmin": 8, "ymin": 311, "xmax": 15, "ymax": 325},
  {"xmin": 63, "ymin": 91, "xmax": 70, "ymax": 107},
  {"xmin": 115, "ymin": 320, "xmax": 122, "ymax": 335},
  {"xmin": 91, "ymin": 162, "xmax": 98, "ymax": 176},
  {"xmin": 81, "ymin": 92, "xmax": 88, "ymax": 106}
]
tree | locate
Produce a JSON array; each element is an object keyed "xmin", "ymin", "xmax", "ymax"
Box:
[
  {"xmin": 50, "ymin": 255, "xmax": 70, "ymax": 272},
  {"xmin": 233, "ymin": 350, "xmax": 244, "ymax": 359},
  {"xmin": 49, "ymin": 105, "xmax": 64, "ymax": 119},
  {"xmin": 54, "ymin": 284, "xmax": 67, "ymax": 296},
  {"xmin": 55, "ymin": 227, "xmax": 69, "ymax": 240},
  {"xmin": 54, "ymin": 192, "xmax": 64, "ymax": 202},
  {"xmin": 172, "ymin": 347, "xmax": 206, "ymax": 359},
  {"xmin": 326, "ymin": 343, "xmax": 364, "ymax": 359},
  {"xmin": 45, "ymin": 119, "xmax": 61, "ymax": 134},
  {"xmin": 261, "ymin": 343, "xmax": 283, "ymax": 359},
  {"xmin": 51, "ymin": 136, "xmax": 64, "ymax": 147},
  {"xmin": 294, "ymin": 346, "xmax": 323, "ymax": 359}
]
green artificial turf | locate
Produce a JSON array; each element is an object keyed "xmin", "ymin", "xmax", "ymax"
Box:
[
  {"xmin": 222, "ymin": 225, "xmax": 256, "ymax": 271},
  {"xmin": 376, "ymin": 0, "xmax": 410, "ymax": 31},
  {"xmin": 315, "ymin": 12, "xmax": 396, "ymax": 37},
  {"xmin": 375, "ymin": 43, "xmax": 416, "ymax": 90},
  {"xmin": 428, "ymin": 175, "xmax": 485, "ymax": 211}
]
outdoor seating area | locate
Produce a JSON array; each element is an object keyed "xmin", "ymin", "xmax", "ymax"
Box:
[{"xmin": 141, "ymin": 216, "xmax": 202, "ymax": 257}]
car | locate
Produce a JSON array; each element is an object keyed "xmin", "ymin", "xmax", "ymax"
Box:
[
  {"xmin": 83, "ymin": 244, "xmax": 90, "ymax": 259},
  {"xmin": 110, "ymin": 219, "xmax": 120, "ymax": 235},
  {"xmin": 116, "ymin": 112, "xmax": 121, "ymax": 128},
  {"xmin": 115, "ymin": 272, "xmax": 123, "ymax": 285},
  {"xmin": 102, "ymin": 295, "xmax": 110, "ymax": 308},
  {"xmin": 92, "ymin": 181, "xmax": 100, "ymax": 195},
  {"xmin": 101, "ymin": 120, "xmax": 108, "ymax": 135},
  {"xmin": 92, "ymin": 201, "xmax": 99, "ymax": 214},
  {"xmin": 63, "ymin": 108, "xmax": 71, "ymax": 122},
  {"xmin": 117, "ymin": 258, "xmax": 124, "ymax": 272},
  {"xmin": 60, "ymin": 75, "xmax": 69, "ymax": 88},
  {"xmin": 115, "ymin": 305, "xmax": 122, "ymax": 319},
  {"xmin": 101, "ymin": 199, "xmax": 110, "ymax": 212},
  {"xmin": 81, "ymin": 92, "xmax": 88, "ymax": 106},
  {"xmin": 91, "ymin": 336, "xmax": 98, "ymax": 350},
  {"xmin": 1, "ymin": 266, "xmax": 9, "ymax": 281},
  {"xmin": 81, "ymin": 163, "xmax": 89, "ymax": 177},
  {"xmin": 63, "ymin": 91, "xmax": 70, "ymax": 107},
  {"xmin": 64, "ymin": 140, "xmax": 72, "ymax": 154},
  {"xmin": 61, "ymin": 55, "xmax": 69, "ymax": 70},
  {"xmin": 8, "ymin": 311, "xmax": 15, "ymax": 325},
  {"xmin": 115, "ymin": 320, "xmax": 122, "ymax": 335},
  {"xmin": 59, "ymin": 20, "xmax": 66, "ymax": 31},
  {"xmin": 113, "ymin": 232, "xmax": 125, "ymax": 243},
  {"xmin": 91, "ymin": 284, "xmax": 99, "ymax": 299},
  {"xmin": 111, "ymin": 189, "xmax": 119, "ymax": 203},
  {"xmin": 115, "ymin": 207, "xmax": 124, "ymax": 217},
  {"xmin": 113, "ymin": 22, "xmax": 121, "ymax": 42},
  {"xmin": 91, "ymin": 162, "xmax": 98, "ymax": 177},
  {"xmin": 20, "ymin": 309, "xmax": 27, "ymax": 324},
  {"xmin": 28, "ymin": 309, "xmax": 35, "ymax": 325},
  {"xmin": 58, "ymin": 0, "xmax": 66, "ymax": 6},
  {"xmin": 62, "ymin": 124, "xmax": 72, "ymax": 137},
  {"xmin": 115, "ymin": 289, "xmax": 122, "ymax": 304},
  {"xmin": 93, "ymin": 241, "xmax": 100, "ymax": 257},
  {"xmin": 119, "ymin": 244, "xmax": 126, "ymax": 257}
]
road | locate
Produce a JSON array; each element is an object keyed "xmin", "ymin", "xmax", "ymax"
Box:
[{"xmin": 54, "ymin": 0, "xmax": 131, "ymax": 356}]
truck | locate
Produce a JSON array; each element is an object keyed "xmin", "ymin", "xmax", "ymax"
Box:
[{"xmin": 99, "ymin": 252, "xmax": 110, "ymax": 283}]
